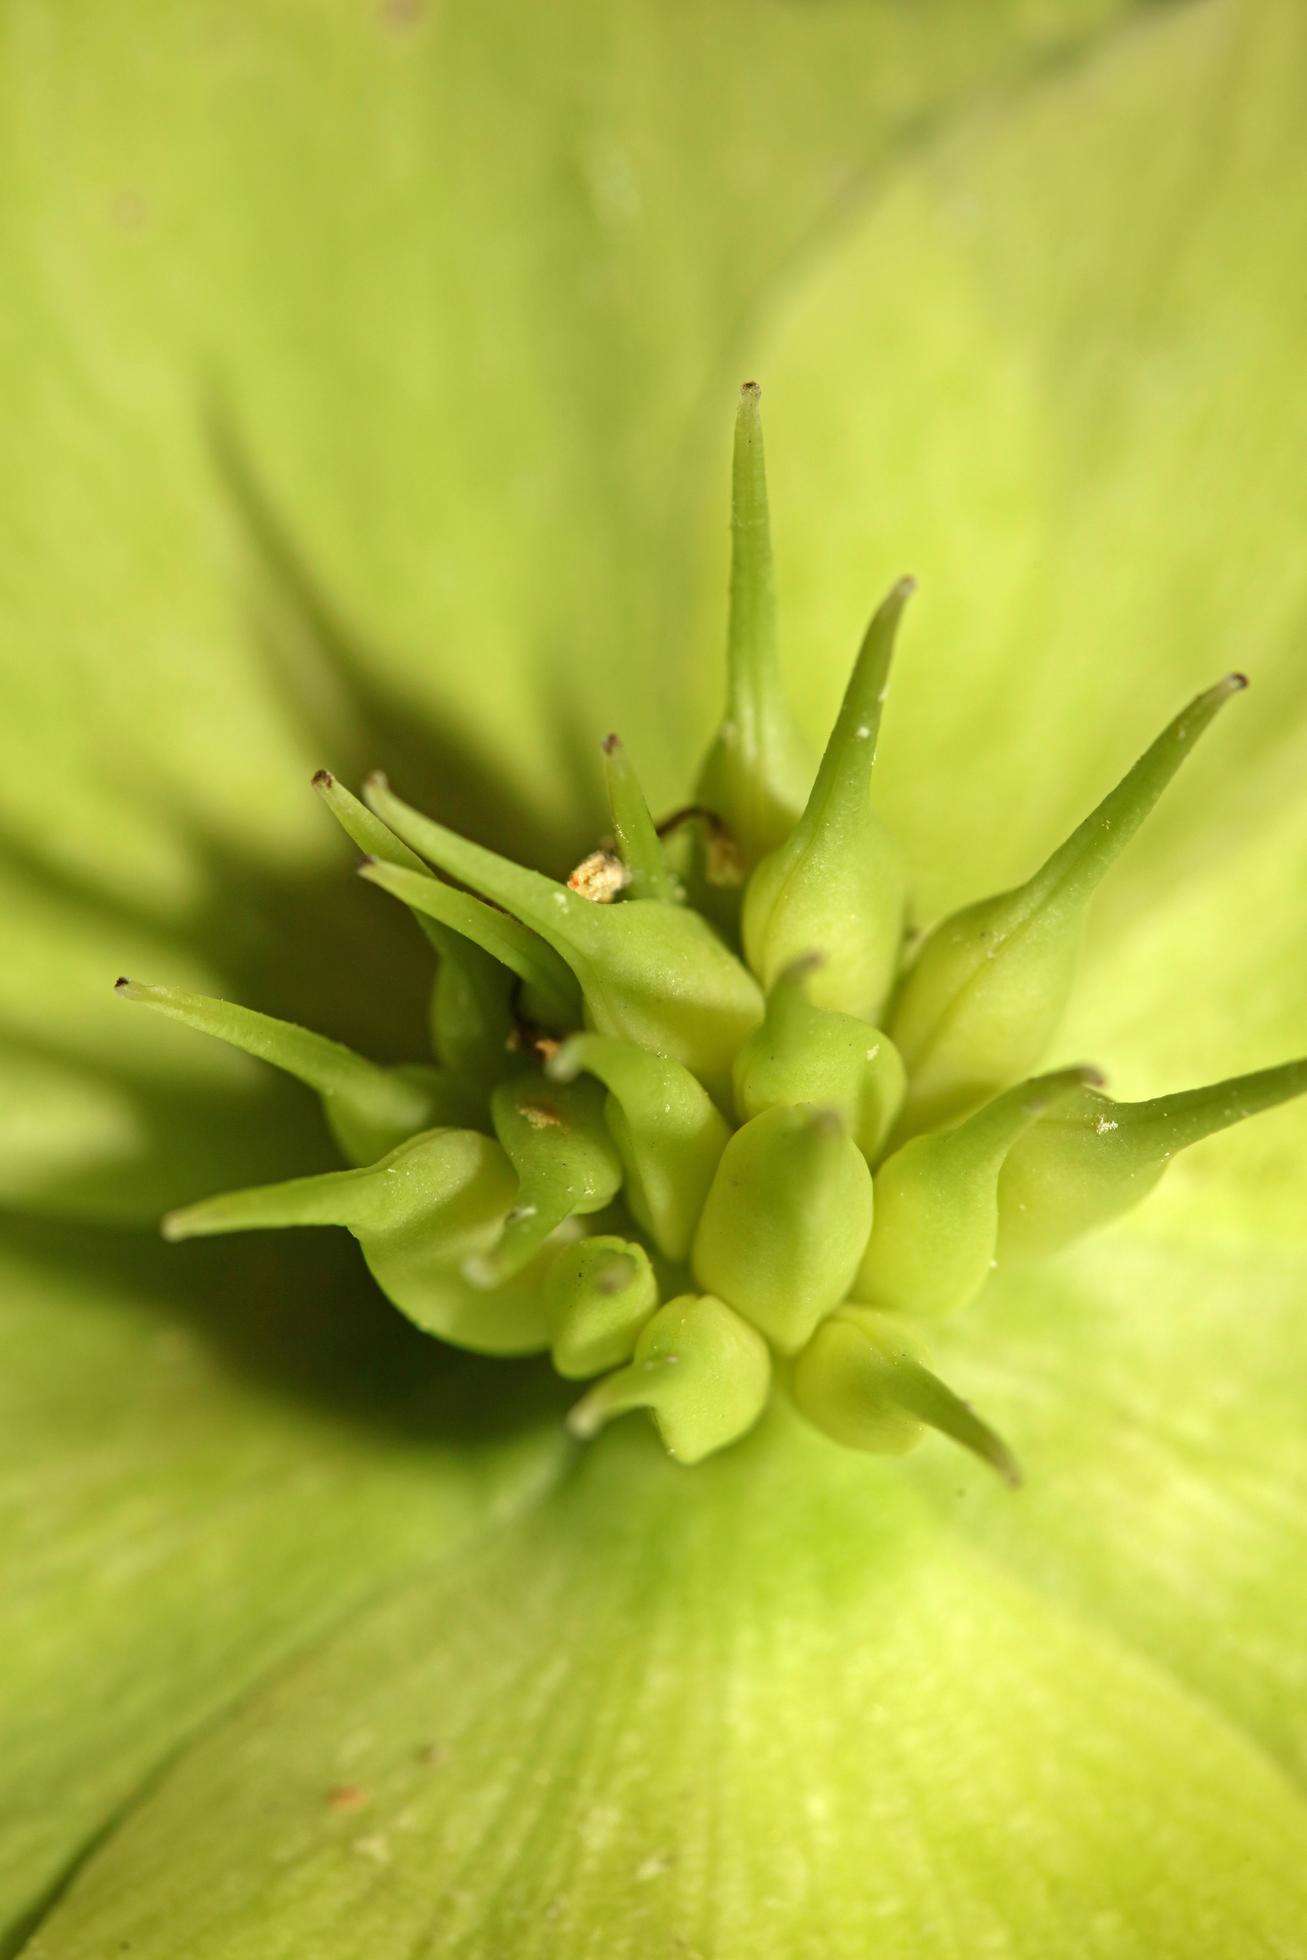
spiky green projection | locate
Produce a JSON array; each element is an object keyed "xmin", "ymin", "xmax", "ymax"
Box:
[{"xmin": 120, "ymin": 386, "xmax": 1307, "ymax": 1485}]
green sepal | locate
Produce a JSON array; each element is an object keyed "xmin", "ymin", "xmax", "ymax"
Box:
[
  {"xmin": 889, "ymin": 676, "xmax": 1247, "ymax": 1138},
  {"xmin": 114, "ymin": 978, "xmax": 461, "ymax": 1165},
  {"xmin": 358, "ymin": 855, "xmax": 581, "ymax": 1030},
  {"xmin": 692, "ymin": 1103, "xmax": 873, "ymax": 1353},
  {"xmin": 365, "ymin": 774, "xmax": 763, "ymax": 1105},
  {"xmin": 543, "ymin": 1234, "xmax": 659, "ymax": 1379},
  {"xmin": 694, "ymin": 383, "xmax": 811, "ymax": 873},
  {"xmin": 997, "ymin": 1058, "xmax": 1307, "ymax": 1263},
  {"xmin": 567, "ymin": 1292, "xmax": 771, "ymax": 1464},
  {"xmin": 163, "ymin": 1129, "xmax": 551, "ymax": 1354},
  {"xmin": 732, "ymin": 954, "xmax": 906, "ymax": 1160},
  {"xmin": 469, "ymin": 1075, "xmax": 624, "ymax": 1287},
  {"xmin": 742, "ymin": 578, "xmax": 912, "ymax": 1020},
  {"xmin": 852, "ymin": 1066, "xmax": 1097, "ymax": 1318},
  {"xmin": 313, "ymin": 768, "xmax": 518, "ymax": 1087},
  {"xmin": 548, "ymin": 1031, "xmax": 730, "ymax": 1260},
  {"xmin": 602, "ymin": 733, "xmax": 681, "ymax": 903},
  {"xmin": 791, "ymin": 1306, "xmax": 1021, "ymax": 1485}
]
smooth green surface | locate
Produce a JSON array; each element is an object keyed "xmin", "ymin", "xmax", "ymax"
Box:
[
  {"xmin": 20, "ymin": 1396, "xmax": 1307, "ymax": 1959},
  {"xmin": 692, "ymin": 1105, "xmax": 874, "ymax": 1354},
  {"xmin": 5, "ymin": 0, "xmax": 1307, "ymax": 1956}
]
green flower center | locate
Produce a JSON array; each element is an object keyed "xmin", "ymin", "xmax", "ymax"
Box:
[{"xmin": 119, "ymin": 385, "xmax": 1307, "ymax": 1478}]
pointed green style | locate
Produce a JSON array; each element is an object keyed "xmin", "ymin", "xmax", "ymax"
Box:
[
  {"xmin": 115, "ymin": 978, "xmax": 458, "ymax": 1165},
  {"xmin": 313, "ymin": 766, "xmax": 431, "ymax": 878},
  {"xmin": 548, "ymin": 1031, "xmax": 730, "ymax": 1259},
  {"xmin": 997, "ymin": 1059, "xmax": 1307, "ymax": 1264},
  {"xmin": 852, "ymin": 1066, "xmax": 1098, "ymax": 1318},
  {"xmin": 732, "ymin": 954, "xmax": 906, "ymax": 1160},
  {"xmin": 358, "ymin": 856, "xmax": 581, "ymax": 1030},
  {"xmin": 695, "ymin": 382, "xmax": 811, "ymax": 871},
  {"xmin": 792, "ymin": 1307, "xmax": 1021, "ymax": 1485},
  {"xmin": 742, "ymin": 578, "xmax": 912, "ymax": 1020},
  {"xmin": 466, "ymin": 1075, "xmax": 624, "ymax": 1287},
  {"xmin": 314, "ymin": 768, "xmax": 518, "ymax": 1088},
  {"xmin": 424, "ymin": 939, "xmax": 522, "ymax": 1096},
  {"xmin": 567, "ymin": 1293, "xmax": 771, "ymax": 1465},
  {"xmin": 365, "ymin": 774, "xmax": 763, "ymax": 1105},
  {"xmin": 543, "ymin": 1235, "xmax": 659, "ymax": 1380},
  {"xmin": 889, "ymin": 675, "xmax": 1248, "ymax": 1139},
  {"xmin": 692, "ymin": 1103, "xmax": 873, "ymax": 1353},
  {"xmin": 602, "ymin": 733, "xmax": 681, "ymax": 903},
  {"xmin": 163, "ymin": 1128, "xmax": 551, "ymax": 1353}
]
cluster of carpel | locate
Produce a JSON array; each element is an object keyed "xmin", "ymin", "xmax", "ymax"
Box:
[{"xmin": 120, "ymin": 386, "xmax": 1306, "ymax": 1479}]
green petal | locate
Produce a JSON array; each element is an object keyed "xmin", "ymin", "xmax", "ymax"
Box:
[
  {"xmin": 22, "ymin": 1370, "xmax": 1307, "ymax": 1958},
  {"xmin": 0, "ymin": 1219, "xmax": 568, "ymax": 1955},
  {"xmin": 927, "ymin": 1233, "xmax": 1307, "ymax": 1791}
]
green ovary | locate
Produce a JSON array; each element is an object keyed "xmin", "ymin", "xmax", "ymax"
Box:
[{"xmin": 127, "ymin": 388, "xmax": 1306, "ymax": 1484}]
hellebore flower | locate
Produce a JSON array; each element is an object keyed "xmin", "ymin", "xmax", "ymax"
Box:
[{"xmin": 3, "ymin": 3, "xmax": 1307, "ymax": 1957}]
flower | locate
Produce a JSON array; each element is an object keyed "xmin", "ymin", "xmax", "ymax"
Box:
[
  {"xmin": 117, "ymin": 385, "xmax": 1302, "ymax": 1497},
  {"xmin": 4, "ymin": 2, "xmax": 1307, "ymax": 1955}
]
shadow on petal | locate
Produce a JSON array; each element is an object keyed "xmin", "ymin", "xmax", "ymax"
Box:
[{"xmin": 0, "ymin": 1206, "xmax": 566, "ymax": 1447}]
